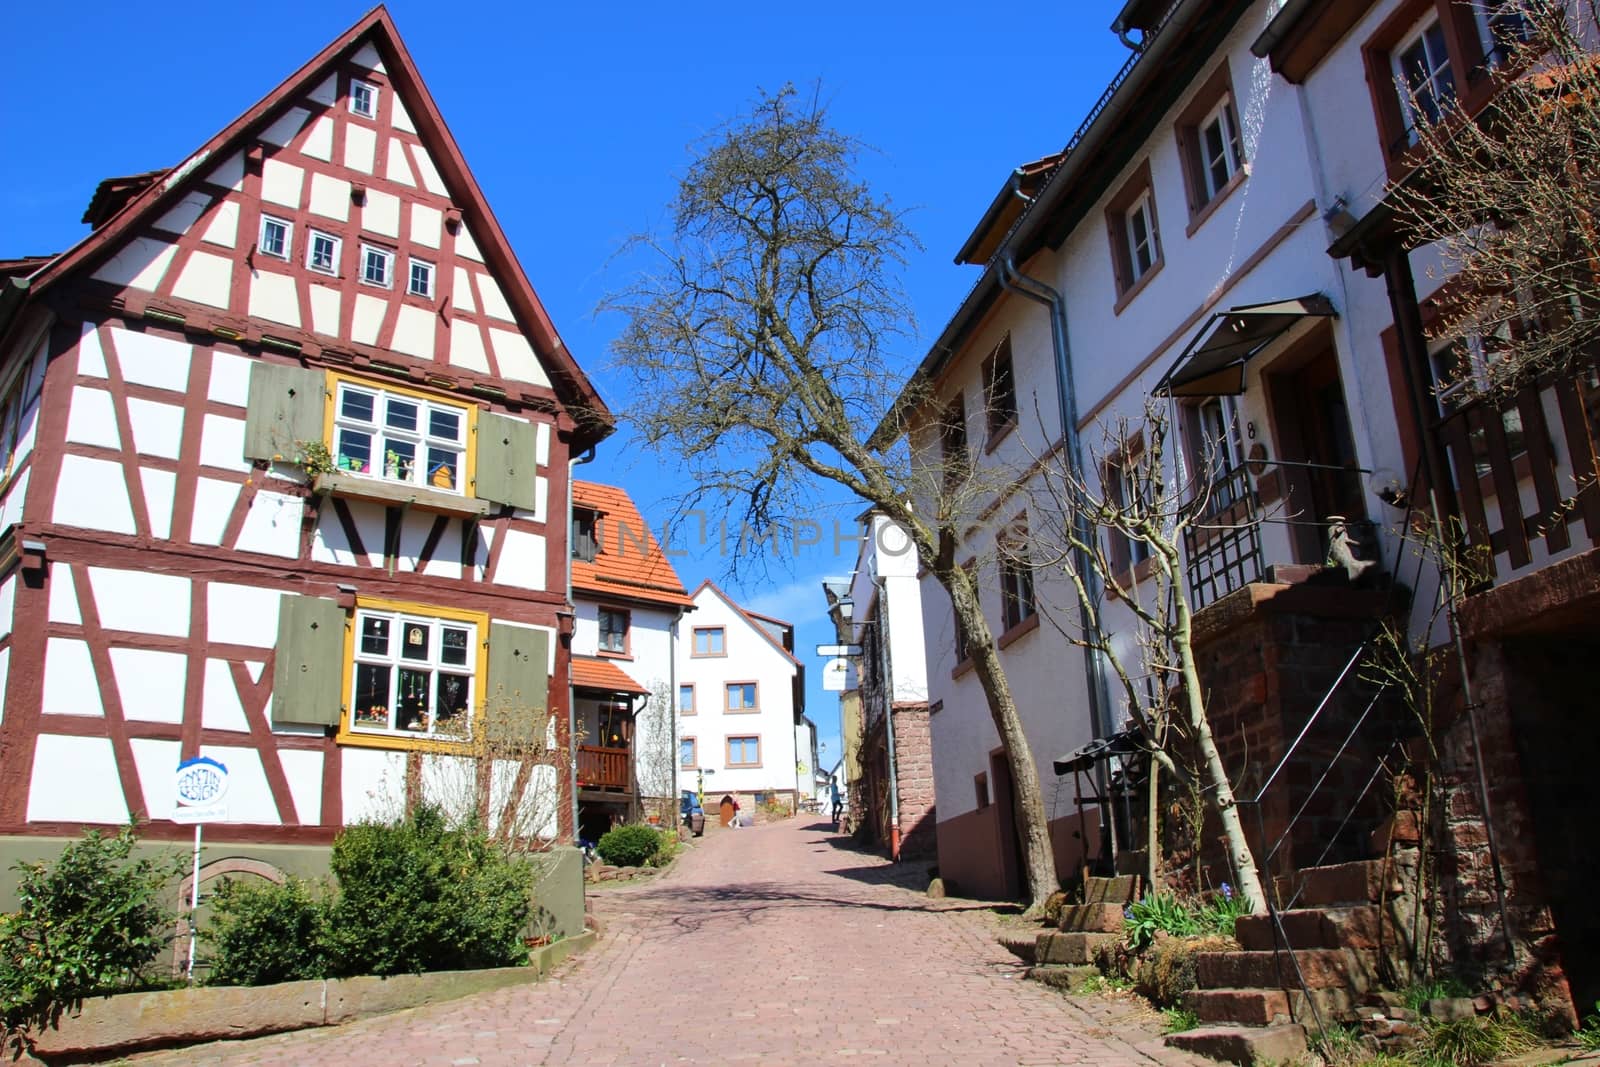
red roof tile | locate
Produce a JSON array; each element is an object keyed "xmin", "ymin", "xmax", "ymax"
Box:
[
  {"xmin": 570, "ymin": 656, "xmax": 649, "ymax": 696},
  {"xmin": 572, "ymin": 481, "xmax": 693, "ymax": 608}
]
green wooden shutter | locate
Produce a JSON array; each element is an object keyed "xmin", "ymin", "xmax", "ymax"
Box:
[
  {"xmin": 271, "ymin": 595, "xmax": 345, "ymax": 728},
  {"xmin": 485, "ymin": 622, "xmax": 550, "ymax": 749},
  {"xmin": 474, "ymin": 412, "xmax": 538, "ymax": 510},
  {"xmin": 244, "ymin": 363, "xmax": 327, "ymax": 463}
]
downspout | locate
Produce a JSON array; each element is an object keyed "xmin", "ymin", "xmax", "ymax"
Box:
[
  {"xmin": 997, "ymin": 255, "xmax": 1119, "ymax": 863},
  {"xmin": 567, "ymin": 445, "xmax": 596, "ymax": 840},
  {"xmin": 873, "ymin": 575, "xmax": 902, "ymax": 861}
]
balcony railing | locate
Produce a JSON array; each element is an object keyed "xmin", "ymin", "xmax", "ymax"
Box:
[
  {"xmin": 1183, "ymin": 462, "xmax": 1266, "ymax": 608},
  {"xmin": 1430, "ymin": 354, "xmax": 1600, "ymax": 581},
  {"xmin": 577, "ymin": 745, "xmax": 630, "ymax": 791}
]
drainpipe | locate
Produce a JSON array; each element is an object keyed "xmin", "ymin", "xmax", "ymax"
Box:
[
  {"xmin": 1110, "ymin": 15, "xmax": 1143, "ymax": 51},
  {"xmin": 997, "ymin": 256, "xmax": 1119, "ymax": 862},
  {"xmin": 567, "ymin": 445, "xmax": 596, "ymax": 840},
  {"xmin": 873, "ymin": 574, "xmax": 902, "ymax": 861}
]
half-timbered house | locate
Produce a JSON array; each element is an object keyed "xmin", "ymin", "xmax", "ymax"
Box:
[{"xmin": 0, "ymin": 8, "xmax": 610, "ymax": 926}]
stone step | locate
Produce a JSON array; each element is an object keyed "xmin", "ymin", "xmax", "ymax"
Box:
[
  {"xmin": 1275, "ymin": 859, "xmax": 1400, "ymax": 908},
  {"xmin": 1024, "ymin": 964, "xmax": 1099, "ymax": 991},
  {"xmin": 1233, "ymin": 905, "xmax": 1384, "ymax": 952},
  {"xmin": 1369, "ymin": 810, "xmax": 1422, "ymax": 854},
  {"xmin": 1083, "ymin": 874, "xmax": 1138, "ymax": 903},
  {"xmin": 1057, "ymin": 902, "xmax": 1126, "ymax": 933},
  {"xmin": 997, "ymin": 931, "xmax": 1037, "ymax": 964},
  {"xmin": 1185, "ymin": 986, "xmax": 1359, "ymax": 1027},
  {"xmin": 1035, "ymin": 931, "xmax": 1119, "ymax": 966},
  {"xmin": 1195, "ymin": 948, "xmax": 1376, "ymax": 991},
  {"xmin": 1166, "ymin": 1023, "xmax": 1308, "ymax": 1067}
]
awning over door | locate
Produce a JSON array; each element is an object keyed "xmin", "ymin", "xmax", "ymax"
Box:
[
  {"xmin": 571, "ymin": 656, "xmax": 649, "ymax": 697},
  {"xmin": 1155, "ymin": 294, "xmax": 1337, "ymax": 397}
]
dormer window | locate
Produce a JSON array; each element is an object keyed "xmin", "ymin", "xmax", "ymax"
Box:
[
  {"xmin": 350, "ymin": 79, "xmax": 378, "ymax": 119},
  {"xmin": 572, "ymin": 507, "xmax": 599, "ymax": 562}
]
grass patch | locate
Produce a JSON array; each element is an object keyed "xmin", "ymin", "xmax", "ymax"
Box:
[
  {"xmin": 1399, "ymin": 977, "xmax": 1473, "ymax": 1014},
  {"xmin": 1071, "ymin": 972, "xmax": 1133, "ymax": 996}
]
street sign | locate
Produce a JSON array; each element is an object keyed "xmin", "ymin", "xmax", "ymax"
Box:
[
  {"xmin": 815, "ymin": 643, "xmax": 862, "ymax": 658},
  {"xmin": 821, "ymin": 657, "xmax": 851, "ymax": 692},
  {"xmin": 172, "ymin": 756, "xmax": 229, "ymax": 824}
]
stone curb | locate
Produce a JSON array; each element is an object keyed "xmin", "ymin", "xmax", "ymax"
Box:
[{"xmin": 26, "ymin": 930, "xmax": 597, "ymax": 1061}]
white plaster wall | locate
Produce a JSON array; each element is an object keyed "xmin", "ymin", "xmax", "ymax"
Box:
[
  {"xmin": 493, "ymin": 528, "xmax": 546, "ymax": 591},
  {"xmin": 201, "ymin": 658, "xmax": 251, "ymax": 733},
  {"xmin": 111, "ymin": 327, "xmax": 191, "ymax": 393},
  {"xmin": 341, "ymin": 747, "xmax": 407, "ymax": 824},
  {"xmin": 235, "ymin": 490, "xmax": 304, "ymax": 558},
  {"xmin": 111, "ymin": 648, "xmax": 187, "ymax": 723},
  {"xmin": 53, "ymin": 455, "xmax": 136, "ymax": 535},
  {"xmin": 674, "ymin": 585, "xmax": 800, "ymax": 798},
  {"xmin": 89, "ymin": 567, "xmax": 190, "ymax": 635},
  {"xmin": 28, "ymin": 735, "xmax": 128, "ymax": 824},
  {"xmin": 279, "ymin": 749, "xmax": 325, "ymax": 825}
]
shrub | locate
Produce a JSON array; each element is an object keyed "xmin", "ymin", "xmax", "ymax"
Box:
[
  {"xmin": 204, "ymin": 877, "xmax": 330, "ymax": 986},
  {"xmin": 0, "ymin": 828, "xmax": 179, "ymax": 1044},
  {"xmin": 1414, "ymin": 1012, "xmax": 1538, "ymax": 1067},
  {"xmin": 324, "ymin": 805, "xmax": 533, "ymax": 977},
  {"xmin": 647, "ymin": 828, "xmax": 681, "ymax": 868},
  {"xmin": 596, "ymin": 824, "xmax": 661, "ymax": 867}
]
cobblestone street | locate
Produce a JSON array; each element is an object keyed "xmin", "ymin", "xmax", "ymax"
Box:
[{"xmin": 128, "ymin": 819, "xmax": 1208, "ymax": 1066}]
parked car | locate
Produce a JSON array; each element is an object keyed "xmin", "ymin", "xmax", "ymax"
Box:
[{"xmin": 679, "ymin": 791, "xmax": 705, "ymax": 836}]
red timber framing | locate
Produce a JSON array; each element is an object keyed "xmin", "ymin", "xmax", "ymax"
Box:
[{"xmin": 0, "ymin": 9, "xmax": 608, "ymax": 847}]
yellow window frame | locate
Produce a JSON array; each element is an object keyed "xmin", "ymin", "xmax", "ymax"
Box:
[
  {"xmin": 321, "ymin": 371, "xmax": 480, "ymax": 495},
  {"xmin": 336, "ymin": 595, "xmax": 491, "ymax": 753}
]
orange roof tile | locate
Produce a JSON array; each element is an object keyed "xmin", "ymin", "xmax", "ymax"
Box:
[
  {"xmin": 572, "ymin": 481, "xmax": 693, "ymax": 608},
  {"xmin": 570, "ymin": 656, "xmax": 649, "ymax": 696}
]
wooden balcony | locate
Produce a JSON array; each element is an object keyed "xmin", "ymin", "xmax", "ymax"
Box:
[
  {"xmin": 1430, "ymin": 356, "xmax": 1600, "ymax": 583},
  {"xmin": 577, "ymin": 745, "xmax": 631, "ymax": 791}
]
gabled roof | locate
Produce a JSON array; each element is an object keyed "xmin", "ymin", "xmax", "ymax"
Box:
[
  {"xmin": 691, "ymin": 580, "xmax": 802, "ymax": 670},
  {"xmin": 572, "ymin": 481, "xmax": 693, "ymax": 608},
  {"xmin": 21, "ymin": 6, "xmax": 611, "ymax": 443}
]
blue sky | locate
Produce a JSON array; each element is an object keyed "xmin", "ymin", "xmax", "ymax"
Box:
[{"xmin": 1, "ymin": 1, "xmax": 1135, "ymax": 766}]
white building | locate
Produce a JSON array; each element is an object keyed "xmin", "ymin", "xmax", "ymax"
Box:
[
  {"xmin": 675, "ymin": 581, "xmax": 806, "ymax": 812},
  {"xmin": 568, "ymin": 480, "xmax": 692, "ymax": 840}
]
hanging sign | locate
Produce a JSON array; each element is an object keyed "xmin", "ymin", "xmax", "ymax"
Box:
[
  {"xmin": 171, "ymin": 756, "xmax": 229, "ymax": 824},
  {"xmin": 821, "ymin": 657, "xmax": 851, "ymax": 692}
]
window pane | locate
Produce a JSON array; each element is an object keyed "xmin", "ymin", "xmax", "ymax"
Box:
[
  {"xmin": 353, "ymin": 663, "xmax": 391, "ymax": 728},
  {"xmin": 386, "ymin": 398, "xmax": 419, "ymax": 432},
  {"xmin": 360, "ymin": 615, "xmax": 391, "ymax": 656},
  {"xmin": 426, "ymin": 447, "xmax": 457, "ymax": 490},
  {"xmin": 678, "ymin": 685, "xmax": 693, "ymax": 712},
  {"xmin": 429, "ymin": 408, "xmax": 461, "ymax": 441},
  {"xmin": 680, "ymin": 740, "xmax": 694, "ymax": 767},
  {"xmin": 441, "ymin": 626, "xmax": 469, "ymax": 666},
  {"xmin": 382, "ymin": 439, "xmax": 415, "ymax": 481},
  {"xmin": 341, "ymin": 389, "xmax": 375, "ymax": 423},
  {"xmin": 396, "ymin": 667, "xmax": 430, "ymax": 731},
  {"xmin": 400, "ymin": 620, "xmax": 430, "ymax": 661},
  {"xmin": 434, "ymin": 673, "xmax": 470, "ymax": 737},
  {"xmin": 336, "ymin": 429, "xmax": 372, "ymax": 473}
]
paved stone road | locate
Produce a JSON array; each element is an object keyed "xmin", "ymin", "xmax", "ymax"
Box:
[{"xmin": 129, "ymin": 819, "xmax": 1208, "ymax": 1066}]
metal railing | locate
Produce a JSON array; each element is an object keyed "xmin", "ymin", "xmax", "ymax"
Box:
[{"xmin": 1183, "ymin": 462, "xmax": 1265, "ymax": 608}]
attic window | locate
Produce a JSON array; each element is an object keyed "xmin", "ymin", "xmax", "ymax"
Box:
[
  {"xmin": 572, "ymin": 507, "xmax": 600, "ymax": 563},
  {"xmin": 350, "ymin": 79, "xmax": 378, "ymax": 119},
  {"xmin": 258, "ymin": 216, "xmax": 291, "ymax": 260}
]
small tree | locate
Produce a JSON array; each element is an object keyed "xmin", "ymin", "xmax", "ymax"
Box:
[
  {"xmin": 634, "ymin": 681, "xmax": 680, "ymax": 825},
  {"xmin": 606, "ymin": 84, "xmax": 1061, "ymax": 908},
  {"xmin": 1024, "ymin": 401, "xmax": 1269, "ymax": 915},
  {"xmin": 1393, "ymin": 0, "xmax": 1600, "ymax": 402}
]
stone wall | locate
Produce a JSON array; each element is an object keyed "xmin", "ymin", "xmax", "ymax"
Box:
[{"xmin": 891, "ymin": 703, "xmax": 937, "ymax": 859}]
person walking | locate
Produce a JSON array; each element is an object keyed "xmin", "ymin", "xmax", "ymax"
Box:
[{"xmin": 829, "ymin": 776, "xmax": 843, "ymax": 831}]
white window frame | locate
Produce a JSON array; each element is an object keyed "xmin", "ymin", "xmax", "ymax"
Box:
[
  {"xmin": 1475, "ymin": 0, "xmax": 1534, "ymax": 66},
  {"xmin": 1198, "ymin": 96, "xmax": 1243, "ymax": 201},
  {"xmin": 349, "ymin": 78, "xmax": 379, "ymax": 119},
  {"xmin": 1391, "ymin": 15, "xmax": 1456, "ymax": 143},
  {"xmin": 332, "ymin": 380, "xmax": 469, "ymax": 493},
  {"xmin": 258, "ymin": 215, "xmax": 292, "ymax": 260},
  {"xmin": 1189, "ymin": 396, "xmax": 1244, "ymax": 509},
  {"xmin": 306, "ymin": 230, "xmax": 341, "ymax": 276},
  {"xmin": 1124, "ymin": 191, "xmax": 1158, "ymax": 283},
  {"xmin": 349, "ymin": 608, "xmax": 477, "ymax": 740},
  {"xmin": 408, "ymin": 257, "xmax": 435, "ymax": 299},
  {"xmin": 361, "ymin": 244, "xmax": 394, "ymax": 288},
  {"xmin": 597, "ymin": 608, "xmax": 629, "ymax": 654}
]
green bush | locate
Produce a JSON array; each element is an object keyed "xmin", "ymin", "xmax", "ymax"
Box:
[
  {"xmin": 596, "ymin": 824, "xmax": 661, "ymax": 867},
  {"xmin": 325, "ymin": 805, "xmax": 533, "ymax": 977},
  {"xmin": 647, "ymin": 828, "xmax": 681, "ymax": 868},
  {"xmin": 0, "ymin": 828, "xmax": 179, "ymax": 1043},
  {"xmin": 204, "ymin": 877, "xmax": 330, "ymax": 986},
  {"xmin": 1123, "ymin": 892, "xmax": 1200, "ymax": 951},
  {"xmin": 1195, "ymin": 884, "xmax": 1253, "ymax": 937}
]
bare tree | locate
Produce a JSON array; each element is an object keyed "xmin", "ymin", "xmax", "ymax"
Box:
[
  {"xmin": 634, "ymin": 682, "xmax": 679, "ymax": 826},
  {"xmin": 604, "ymin": 85, "xmax": 1062, "ymax": 908},
  {"xmin": 1394, "ymin": 0, "xmax": 1600, "ymax": 402},
  {"xmin": 1024, "ymin": 400, "xmax": 1269, "ymax": 915}
]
